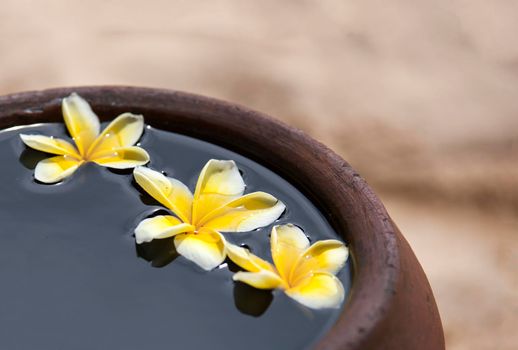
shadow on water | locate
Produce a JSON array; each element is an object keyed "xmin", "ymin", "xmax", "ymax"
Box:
[
  {"xmin": 108, "ymin": 168, "xmax": 134, "ymax": 176},
  {"xmin": 19, "ymin": 148, "xmax": 49, "ymax": 169},
  {"xmin": 228, "ymin": 259, "xmax": 274, "ymax": 317},
  {"xmin": 136, "ymin": 236, "xmax": 179, "ymax": 268},
  {"xmin": 137, "ymin": 241, "xmax": 275, "ymax": 316},
  {"xmin": 233, "ymin": 281, "xmax": 273, "ymax": 317}
]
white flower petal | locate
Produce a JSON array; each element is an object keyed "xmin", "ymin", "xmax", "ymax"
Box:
[
  {"xmin": 34, "ymin": 155, "xmax": 81, "ymax": 183},
  {"xmin": 92, "ymin": 146, "xmax": 149, "ymax": 169},
  {"xmin": 133, "ymin": 167, "xmax": 193, "ymax": 222},
  {"xmin": 192, "ymin": 159, "xmax": 245, "ymax": 223},
  {"xmin": 87, "ymin": 113, "xmax": 145, "ymax": 157},
  {"xmin": 285, "ymin": 272, "xmax": 345, "ymax": 309},
  {"xmin": 135, "ymin": 215, "xmax": 194, "ymax": 244},
  {"xmin": 20, "ymin": 134, "xmax": 79, "ymax": 157},
  {"xmin": 200, "ymin": 192, "xmax": 285, "ymax": 232},
  {"xmin": 233, "ymin": 270, "xmax": 284, "ymax": 290},
  {"xmin": 174, "ymin": 228, "xmax": 226, "ymax": 271},
  {"xmin": 62, "ymin": 93, "xmax": 100, "ymax": 156},
  {"xmin": 291, "ymin": 240, "xmax": 348, "ymax": 284},
  {"xmin": 226, "ymin": 244, "xmax": 276, "ymax": 273},
  {"xmin": 271, "ymin": 224, "xmax": 310, "ymax": 282}
]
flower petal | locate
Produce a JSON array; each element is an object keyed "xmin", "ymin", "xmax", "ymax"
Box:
[
  {"xmin": 271, "ymin": 224, "xmax": 310, "ymax": 282},
  {"xmin": 34, "ymin": 155, "xmax": 81, "ymax": 183},
  {"xmin": 62, "ymin": 93, "xmax": 100, "ymax": 156},
  {"xmin": 134, "ymin": 215, "xmax": 195, "ymax": 244},
  {"xmin": 92, "ymin": 146, "xmax": 150, "ymax": 169},
  {"xmin": 285, "ymin": 272, "xmax": 345, "ymax": 309},
  {"xmin": 200, "ymin": 192, "xmax": 285, "ymax": 232},
  {"xmin": 291, "ymin": 240, "xmax": 348, "ymax": 284},
  {"xmin": 226, "ymin": 244, "xmax": 276, "ymax": 273},
  {"xmin": 87, "ymin": 113, "xmax": 145, "ymax": 158},
  {"xmin": 20, "ymin": 134, "xmax": 80, "ymax": 157},
  {"xmin": 192, "ymin": 160, "xmax": 245, "ymax": 224},
  {"xmin": 174, "ymin": 228, "xmax": 226, "ymax": 271},
  {"xmin": 233, "ymin": 270, "xmax": 284, "ymax": 290},
  {"xmin": 133, "ymin": 167, "xmax": 193, "ymax": 222}
]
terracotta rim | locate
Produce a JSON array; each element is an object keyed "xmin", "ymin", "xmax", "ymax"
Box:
[{"xmin": 0, "ymin": 86, "xmax": 444, "ymax": 350}]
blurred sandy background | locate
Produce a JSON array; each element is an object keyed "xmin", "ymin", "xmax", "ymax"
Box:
[{"xmin": 1, "ymin": 1, "xmax": 517, "ymax": 349}]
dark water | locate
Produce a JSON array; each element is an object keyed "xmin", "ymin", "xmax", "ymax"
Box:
[{"xmin": 0, "ymin": 123, "xmax": 352, "ymax": 350}]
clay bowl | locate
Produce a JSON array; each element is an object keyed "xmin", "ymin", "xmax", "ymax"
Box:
[{"xmin": 0, "ymin": 86, "xmax": 444, "ymax": 350}]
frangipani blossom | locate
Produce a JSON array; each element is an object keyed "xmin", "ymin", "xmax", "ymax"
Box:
[
  {"xmin": 133, "ymin": 160, "xmax": 286, "ymax": 271},
  {"xmin": 227, "ymin": 224, "xmax": 348, "ymax": 309},
  {"xmin": 20, "ymin": 93, "xmax": 150, "ymax": 183}
]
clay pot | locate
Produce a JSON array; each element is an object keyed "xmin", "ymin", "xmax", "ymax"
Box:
[{"xmin": 0, "ymin": 87, "xmax": 444, "ymax": 350}]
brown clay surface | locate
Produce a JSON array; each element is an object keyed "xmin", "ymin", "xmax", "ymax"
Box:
[{"xmin": 1, "ymin": 1, "xmax": 517, "ymax": 349}]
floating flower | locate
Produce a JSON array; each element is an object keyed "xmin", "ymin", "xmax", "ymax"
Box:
[
  {"xmin": 227, "ymin": 224, "xmax": 348, "ymax": 309},
  {"xmin": 133, "ymin": 160, "xmax": 286, "ymax": 271},
  {"xmin": 20, "ymin": 93, "xmax": 150, "ymax": 183}
]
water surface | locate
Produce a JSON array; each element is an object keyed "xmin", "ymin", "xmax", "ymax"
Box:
[{"xmin": 0, "ymin": 123, "xmax": 352, "ymax": 350}]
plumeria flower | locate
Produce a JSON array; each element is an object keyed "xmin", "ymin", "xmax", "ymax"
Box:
[
  {"xmin": 20, "ymin": 93, "xmax": 150, "ymax": 183},
  {"xmin": 133, "ymin": 160, "xmax": 286, "ymax": 271},
  {"xmin": 227, "ymin": 224, "xmax": 348, "ymax": 309}
]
